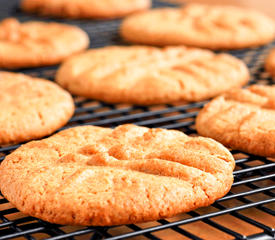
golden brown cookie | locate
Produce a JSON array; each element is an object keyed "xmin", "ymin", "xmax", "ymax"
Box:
[
  {"xmin": 21, "ymin": 0, "xmax": 151, "ymax": 19},
  {"xmin": 0, "ymin": 72, "xmax": 74, "ymax": 145},
  {"xmin": 120, "ymin": 4, "xmax": 275, "ymax": 49},
  {"xmin": 0, "ymin": 124, "xmax": 234, "ymax": 226},
  {"xmin": 196, "ymin": 85, "xmax": 275, "ymax": 157},
  {"xmin": 0, "ymin": 18, "xmax": 89, "ymax": 69},
  {"xmin": 56, "ymin": 46, "xmax": 249, "ymax": 105},
  {"xmin": 265, "ymin": 48, "xmax": 275, "ymax": 79}
]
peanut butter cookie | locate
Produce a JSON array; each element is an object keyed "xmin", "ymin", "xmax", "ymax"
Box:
[
  {"xmin": 196, "ymin": 85, "xmax": 275, "ymax": 157},
  {"xmin": 0, "ymin": 124, "xmax": 234, "ymax": 226},
  {"xmin": 0, "ymin": 18, "xmax": 89, "ymax": 69},
  {"xmin": 121, "ymin": 4, "xmax": 275, "ymax": 49},
  {"xmin": 56, "ymin": 46, "xmax": 249, "ymax": 105},
  {"xmin": 21, "ymin": 0, "xmax": 151, "ymax": 19},
  {"xmin": 0, "ymin": 72, "xmax": 74, "ymax": 145}
]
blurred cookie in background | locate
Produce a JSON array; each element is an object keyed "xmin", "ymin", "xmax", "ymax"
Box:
[
  {"xmin": 121, "ymin": 3, "xmax": 275, "ymax": 49},
  {"xmin": 166, "ymin": 0, "xmax": 275, "ymax": 20},
  {"xmin": 21, "ymin": 0, "xmax": 151, "ymax": 19},
  {"xmin": 0, "ymin": 18, "xmax": 89, "ymax": 69}
]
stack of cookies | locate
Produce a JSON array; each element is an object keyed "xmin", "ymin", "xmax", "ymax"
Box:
[{"xmin": 0, "ymin": 0, "xmax": 274, "ymax": 228}]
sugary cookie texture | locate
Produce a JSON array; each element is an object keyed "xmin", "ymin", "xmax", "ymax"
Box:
[
  {"xmin": 0, "ymin": 124, "xmax": 234, "ymax": 226},
  {"xmin": 196, "ymin": 85, "xmax": 275, "ymax": 157},
  {"xmin": 121, "ymin": 4, "xmax": 275, "ymax": 49},
  {"xmin": 21, "ymin": 0, "xmax": 151, "ymax": 19},
  {"xmin": 56, "ymin": 46, "xmax": 249, "ymax": 105},
  {"xmin": 0, "ymin": 72, "xmax": 74, "ymax": 145},
  {"xmin": 0, "ymin": 18, "xmax": 89, "ymax": 69}
]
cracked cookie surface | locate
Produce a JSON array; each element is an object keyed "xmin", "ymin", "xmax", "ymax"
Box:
[
  {"xmin": 21, "ymin": 0, "xmax": 151, "ymax": 19},
  {"xmin": 196, "ymin": 85, "xmax": 275, "ymax": 157},
  {"xmin": 56, "ymin": 46, "xmax": 249, "ymax": 105},
  {"xmin": 0, "ymin": 18, "xmax": 89, "ymax": 69},
  {"xmin": 0, "ymin": 124, "xmax": 234, "ymax": 226},
  {"xmin": 120, "ymin": 4, "xmax": 275, "ymax": 49},
  {"xmin": 0, "ymin": 72, "xmax": 74, "ymax": 145}
]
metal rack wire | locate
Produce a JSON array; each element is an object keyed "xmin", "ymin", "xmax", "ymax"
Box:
[{"xmin": 0, "ymin": 0, "xmax": 274, "ymax": 239}]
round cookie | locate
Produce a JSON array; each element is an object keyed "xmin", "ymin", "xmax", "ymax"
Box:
[
  {"xmin": 0, "ymin": 124, "xmax": 235, "ymax": 226},
  {"xmin": 21, "ymin": 0, "xmax": 151, "ymax": 19},
  {"xmin": 56, "ymin": 46, "xmax": 249, "ymax": 105},
  {"xmin": 265, "ymin": 48, "xmax": 275, "ymax": 79},
  {"xmin": 120, "ymin": 4, "xmax": 275, "ymax": 49},
  {"xmin": 0, "ymin": 72, "xmax": 74, "ymax": 145},
  {"xmin": 196, "ymin": 85, "xmax": 275, "ymax": 157},
  {"xmin": 0, "ymin": 18, "xmax": 89, "ymax": 69}
]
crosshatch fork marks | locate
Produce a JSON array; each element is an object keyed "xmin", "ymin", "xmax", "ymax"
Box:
[{"xmin": 0, "ymin": 124, "xmax": 234, "ymax": 226}]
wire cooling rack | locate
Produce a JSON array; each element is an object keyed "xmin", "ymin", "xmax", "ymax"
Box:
[{"xmin": 0, "ymin": 0, "xmax": 274, "ymax": 239}]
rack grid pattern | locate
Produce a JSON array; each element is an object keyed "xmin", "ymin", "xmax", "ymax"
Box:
[{"xmin": 0, "ymin": 1, "xmax": 274, "ymax": 239}]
